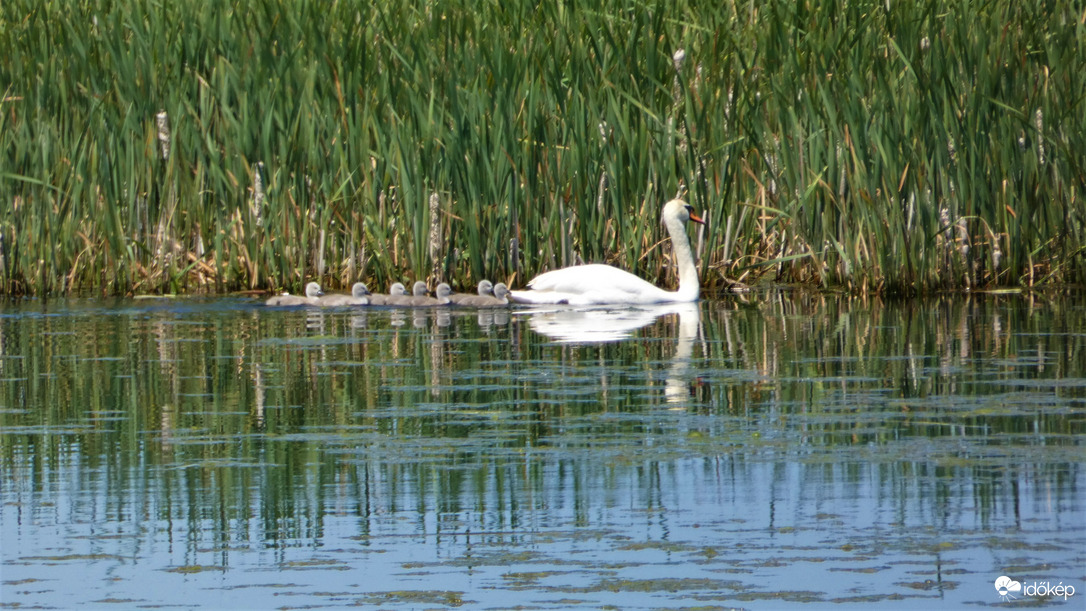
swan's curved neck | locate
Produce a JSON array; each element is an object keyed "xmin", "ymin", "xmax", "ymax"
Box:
[{"xmin": 664, "ymin": 213, "xmax": 700, "ymax": 300}]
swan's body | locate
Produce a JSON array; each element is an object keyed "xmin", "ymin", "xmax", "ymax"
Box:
[
  {"xmin": 510, "ymin": 199, "xmax": 704, "ymax": 305},
  {"xmin": 449, "ymin": 280, "xmax": 495, "ymax": 305},
  {"xmin": 317, "ymin": 282, "xmax": 370, "ymax": 306},
  {"xmin": 366, "ymin": 282, "xmax": 406, "ymax": 306},
  {"xmin": 266, "ymin": 282, "xmax": 323, "ymax": 306},
  {"xmin": 454, "ymin": 282, "xmax": 510, "ymax": 307}
]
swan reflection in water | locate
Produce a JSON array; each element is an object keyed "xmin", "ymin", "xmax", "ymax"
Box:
[{"xmin": 519, "ymin": 301, "xmax": 702, "ymax": 404}]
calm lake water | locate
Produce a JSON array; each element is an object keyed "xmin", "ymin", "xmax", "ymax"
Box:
[{"xmin": 1, "ymin": 291, "xmax": 1083, "ymax": 609}]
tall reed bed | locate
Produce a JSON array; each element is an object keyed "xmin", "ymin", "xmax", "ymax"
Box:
[{"xmin": 1, "ymin": 0, "xmax": 1082, "ymax": 295}]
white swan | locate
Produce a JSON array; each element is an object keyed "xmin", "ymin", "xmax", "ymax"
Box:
[
  {"xmin": 509, "ymin": 199, "xmax": 704, "ymax": 305},
  {"xmin": 317, "ymin": 282, "xmax": 370, "ymax": 306},
  {"xmin": 265, "ymin": 282, "xmax": 323, "ymax": 306}
]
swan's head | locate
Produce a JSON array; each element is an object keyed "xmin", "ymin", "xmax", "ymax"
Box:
[
  {"xmin": 389, "ymin": 282, "xmax": 407, "ymax": 296},
  {"xmin": 351, "ymin": 282, "xmax": 370, "ymax": 297},
  {"xmin": 435, "ymin": 283, "xmax": 452, "ymax": 298},
  {"xmin": 493, "ymin": 283, "xmax": 510, "ymax": 299},
  {"xmin": 412, "ymin": 281, "xmax": 429, "ymax": 296},
  {"xmin": 477, "ymin": 279, "xmax": 494, "ymax": 296},
  {"xmin": 304, "ymin": 282, "xmax": 324, "ymax": 298},
  {"xmin": 662, "ymin": 199, "xmax": 705, "ymax": 226}
]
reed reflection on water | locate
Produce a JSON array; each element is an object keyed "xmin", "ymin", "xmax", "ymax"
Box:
[{"xmin": 1, "ymin": 292, "xmax": 1083, "ymax": 608}]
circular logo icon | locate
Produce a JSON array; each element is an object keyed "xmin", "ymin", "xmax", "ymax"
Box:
[{"xmin": 994, "ymin": 576, "xmax": 1022, "ymax": 598}]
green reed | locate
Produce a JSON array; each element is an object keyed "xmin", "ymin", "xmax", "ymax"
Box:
[{"xmin": 1, "ymin": 0, "xmax": 1082, "ymax": 296}]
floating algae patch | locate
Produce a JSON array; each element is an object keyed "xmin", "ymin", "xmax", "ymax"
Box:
[
  {"xmin": 897, "ymin": 579, "xmax": 958, "ymax": 591},
  {"xmin": 731, "ymin": 590, "xmax": 827, "ymax": 603},
  {"xmin": 220, "ymin": 583, "xmax": 305, "ymax": 590},
  {"xmin": 829, "ymin": 565, "xmax": 894, "ymax": 574},
  {"xmin": 357, "ymin": 590, "xmax": 468, "ymax": 607},
  {"xmin": 164, "ymin": 565, "xmax": 225, "ymax": 574},
  {"xmin": 830, "ymin": 593, "xmax": 909, "ymax": 604},
  {"xmin": 3, "ymin": 578, "xmax": 45, "ymax": 585},
  {"xmin": 444, "ymin": 550, "xmax": 541, "ymax": 568},
  {"xmin": 617, "ymin": 540, "xmax": 700, "ymax": 554},
  {"xmin": 572, "ymin": 577, "xmax": 734, "ymax": 593},
  {"xmin": 501, "ymin": 570, "xmax": 577, "ymax": 587},
  {"xmin": 280, "ymin": 558, "xmax": 350, "ymax": 570}
]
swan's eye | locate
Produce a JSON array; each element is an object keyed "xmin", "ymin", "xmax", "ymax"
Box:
[{"xmin": 684, "ymin": 205, "xmax": 695, "ymax": 215}]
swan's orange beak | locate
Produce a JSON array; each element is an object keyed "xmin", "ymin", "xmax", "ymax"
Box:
[{"xmin": 688, "ymin": 210, "xmax": 705, "ymax": 225}]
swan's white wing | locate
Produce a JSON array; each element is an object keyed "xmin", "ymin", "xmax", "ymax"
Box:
[{"xmin": 526, "ymin": 264, "xmax": 640, "ymax": 291}]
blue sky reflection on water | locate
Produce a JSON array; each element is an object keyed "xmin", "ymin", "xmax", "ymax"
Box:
[{"xmin": 1, "ymin": 293, "xmax": 1083, "ymax": 609}]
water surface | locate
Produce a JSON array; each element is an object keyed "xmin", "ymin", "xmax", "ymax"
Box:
[{"xmin": 2, "ymin": 292, "xmax": 1083, "ymax": 608}]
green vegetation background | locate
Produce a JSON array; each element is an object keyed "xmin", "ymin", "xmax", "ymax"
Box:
[{"xmin": 1, "ymin": 1, "xmax": 1083, "ymax": 296}]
